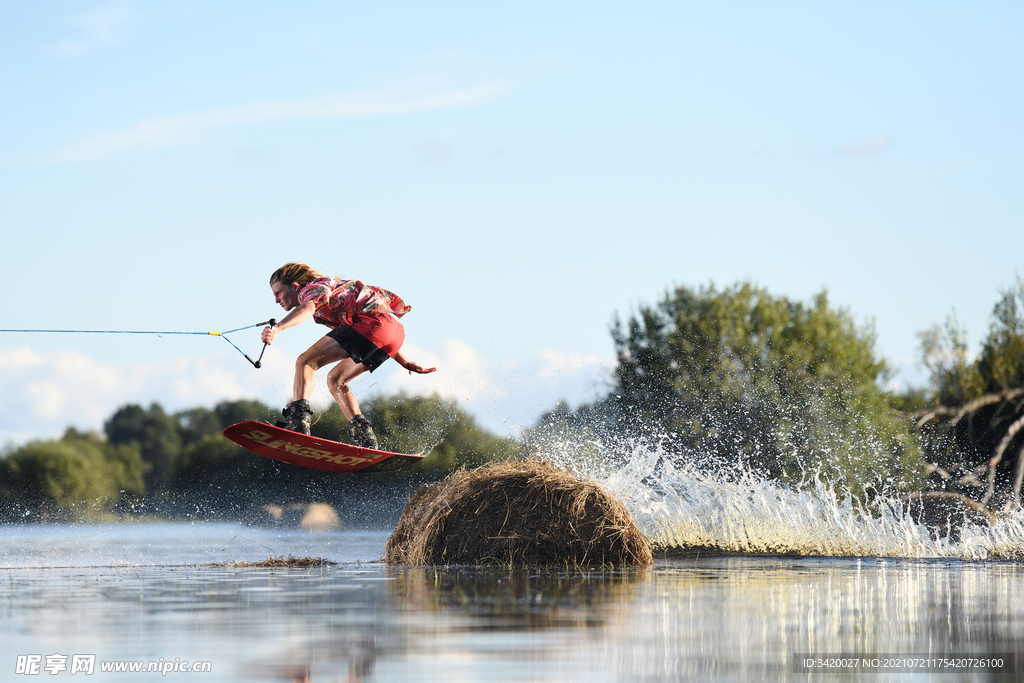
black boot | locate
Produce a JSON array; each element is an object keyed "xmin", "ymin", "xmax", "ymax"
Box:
[
  {"xmin": 276, "ymin": 399, "xmax": 313, "ymax": 435},
  {"xmin": 348, "ymin": 415, "xmax": 378, "ymax": 449}
]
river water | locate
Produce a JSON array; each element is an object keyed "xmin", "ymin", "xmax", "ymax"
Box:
[{"xmin": 3, "ymin": 445, "xmax": 1024, "ymax": 682}]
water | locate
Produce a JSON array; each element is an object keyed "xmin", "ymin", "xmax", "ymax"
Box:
[
  {"xmin": 603, "ymin": 443, "xmax": 1024, "ymax": 560},
  {"xmin": 3, "ymin": 443, "xmax": 1024, "ymax": 681},
  {"xmin": 2, "ymin": 523, "xmax": 1022, "ymax": 681},
  {"xmin": 0, "ymin": 522, "xmax": 378, "ymax": 569}
]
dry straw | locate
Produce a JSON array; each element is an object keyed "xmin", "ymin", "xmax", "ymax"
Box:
[
  {"xmin": 206, "ymin": 555, "xmax": 335, "ymax": 568},
  {"xmin": 384, "ymin": 459, "xmax": 652, "ymax": 566}
]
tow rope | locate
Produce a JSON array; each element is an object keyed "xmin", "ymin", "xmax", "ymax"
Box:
[{"xmin": 0, "ymin": 318, "xmax": 277, "ymax": 369}]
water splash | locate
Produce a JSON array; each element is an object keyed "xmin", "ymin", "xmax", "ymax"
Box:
[{"xmin": 539, "ymin": 436, "xmax": 1024, "ymax": 560}]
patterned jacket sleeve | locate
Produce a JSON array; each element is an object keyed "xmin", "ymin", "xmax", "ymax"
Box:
[
  {"xmin": 298, "ymin": 280, "xmax": 334, "ymax": 307},
  {"xmin": 369, "ymin": 286, "xmax": 412, "ymax": 318}
]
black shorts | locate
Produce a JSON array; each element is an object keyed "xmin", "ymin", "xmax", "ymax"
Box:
[{"xmin": 326, "ymin": 324, "xmax": 391, "ymax": 372}]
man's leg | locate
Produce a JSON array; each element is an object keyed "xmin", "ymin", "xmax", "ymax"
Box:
[
  {"xmin": 294, "ymin": 336, "xmax": 350, "ymax": 401},
  {"xmin": 325, "ymin": 358, "xmax": 368, "ymax": 420},
  {"xmin": 326, "ymin": 360, "xmax": 376, "ymax": 448},
  {"xmin": 280, "ymin": 336, "xmax": 350, "ymax": 434}
]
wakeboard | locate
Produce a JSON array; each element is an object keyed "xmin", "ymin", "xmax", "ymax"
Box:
[{"xmin": 222, "ymin": 421, "xmax": 424, "ymax": 473}]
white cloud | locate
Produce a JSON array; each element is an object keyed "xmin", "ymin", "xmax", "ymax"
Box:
[
  {"xmin": 0, "ymin": 346, "xmax": 46, "ymax": 371},
  {"xmin": 0, "ymin": 344, "xmax": 295, "ymax": 444},
  {"xmin": 377, "ymin": 339, "xmax": 614, "ymax": 434},
  {"xmin": 0, "ymin": 337, "xmax": 615, "ymax": 445},
  {"xmin": 26, "ymin": 381, "xmax": 66, "ymax": 419},
  {"xmin": 52, "ymin": 2, "xmax": 137, "ymax": 57},
  {"xmin": 382, "ymin": 338, "xmax": 497, "ymax": 403},
  {"xmin": 26, "ymin": 81, "xmax": 509, "ymax": 164}
]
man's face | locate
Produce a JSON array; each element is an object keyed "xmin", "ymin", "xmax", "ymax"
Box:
[{"xmin": 271, "ymin": 281, "xmax": 300, "ymax": 310}]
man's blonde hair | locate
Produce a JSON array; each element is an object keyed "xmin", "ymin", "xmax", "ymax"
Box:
[{"xmin": 269, "ymin": 262, "xmax": 326, "ymax": 287}]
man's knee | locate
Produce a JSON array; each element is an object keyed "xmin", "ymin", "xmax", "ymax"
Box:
[
  {"xmin": 296, "ymin": 351, "xmax": 321, "ymax": 371},
  {"xmin": 327, "ymin": 370, "xmax": 349, "ymax": 392}
]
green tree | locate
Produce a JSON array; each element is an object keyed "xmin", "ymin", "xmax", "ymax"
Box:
[
  {"xmin": 170, "ymin": 433, "xmax": 295, "ymax": 500},
  {"xmin": 977, "ymin": 275, "xmax": 1024, "ymax": 393},
  {"xmin": 561, "ymin": 282, "xmax": 921, "ymax": 495},
  {"xmin": 174, "ymin": 407, "xmax": 224, "ymax": 448},
  {"xmin": 310, "ymin": 393, "xmax": 517, "ymax": 474},
  {"xmin": 919, "ymin": 313, "xmax": 986, "ymax": 406},
  {"xmin": 0, "ymin": 429, "xmax": 146, "ymax": 520},
  {"xmin": 164, "ymin": 394, "xmax": 514, "ymax": 517},
  {"xmin": 918, "ymin": 276, "xmax": 1024, "ymax": 406},
  {"xmin": 212, "ymin": 400, "xmax": 276, "ymax": 431},
  {"xmin": 105, "ymin": 403, "xmax": 181, "ymax": 489},
  {"xmin": 173, "ymin": 400, "xmax": 275, "ymax": 447},
  {"xmin": 367, "ymin": 393, "xmax": 518, "ymax": 471}
]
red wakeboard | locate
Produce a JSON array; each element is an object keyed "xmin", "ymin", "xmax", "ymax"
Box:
[{"xmin": 223, "ymin": 421, "xmax": 425, "ymax": 473}]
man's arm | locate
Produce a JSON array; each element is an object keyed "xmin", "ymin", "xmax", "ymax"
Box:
[{"xmin": 261, "ymin": 301, "xmax": 316, "ymax": 344}]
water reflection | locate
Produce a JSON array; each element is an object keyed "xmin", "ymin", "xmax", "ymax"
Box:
[
  {"xmin": 387, "ymin": 566, "xmax": 645, "ymax": 630},
  {"xmin": 613, "ymin": 558, "xmax": 1024, "ymax": 681},
  {"xmin": 3, "ymin": 553, "xmax": 1022, "ymax": 682}
]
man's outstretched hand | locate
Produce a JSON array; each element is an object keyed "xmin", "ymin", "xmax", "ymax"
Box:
[
  {"xmin": 403, "ymin": 361, "xmax": 437, "ymax": 374},
  {"xmin": 394, "ymin": 351, "xmax": 436, "ymax": 374}
]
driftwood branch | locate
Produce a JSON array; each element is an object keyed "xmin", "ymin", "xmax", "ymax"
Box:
[
  {"xmin": 916, "ymin": 388, "xmax": 1024, "ymax": 510},
  {"xmin": 983, "ymin": 413, "xmax": 1024, "ymax": 507},
  {"xmin": 990, "ymin": 412, "xmax": 1024, "ymax": 469},
  {"xmin": 1003, "ymin": 418, "xmax": 1024, "ymax": 512},
  {"xmin": 914, "ymin": 388, "xmax": 1024, "ymax": 431}
]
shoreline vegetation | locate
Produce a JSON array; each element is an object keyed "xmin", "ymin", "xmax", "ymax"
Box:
[
  {"xmin": 0, "ymin": 394, "xmax": 516, "ymax": 528},
  {"xmin": 3, "ymin": 277, "xmax": 1023, "ymax": 527}
]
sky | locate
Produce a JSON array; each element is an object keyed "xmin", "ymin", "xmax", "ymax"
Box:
[{"xmin": 1, "ymin": 1, "xmax": 1022, "ymax": 446}]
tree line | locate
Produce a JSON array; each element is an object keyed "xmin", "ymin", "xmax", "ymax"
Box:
[
  {"xmin": 0, "ymin": 395, "xmax": 517, "ymax": 525},
  {"xmin": 3, "ymin": 275, "xmax": 1022, "ymax": 523},
  {"xmin": 529, "ymin": 276, "xmax": 1024, "ymax": 512}
]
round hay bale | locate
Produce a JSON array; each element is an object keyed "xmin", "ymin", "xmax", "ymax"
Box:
[{"xmin": 384, "ymin": 460, "xmax": 652, "ymax": 566}]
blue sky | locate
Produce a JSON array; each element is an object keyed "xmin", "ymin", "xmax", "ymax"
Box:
[{"xmin": 1, "ymin": 1, "xmax": 1021, "ymax": 444}]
